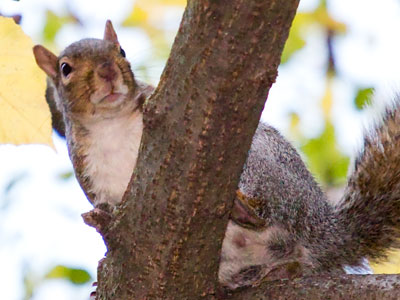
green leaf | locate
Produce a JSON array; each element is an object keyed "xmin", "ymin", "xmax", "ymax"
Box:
[
  {"xmin": 354, "ymin": 87, "xmax": 374, "ymax": 110},
  {"xmin": 58, "ymin": 170, "xmax": 74, "ymax": 180},
  {"xmin": 45, "ymin": 265, "xmax": 92, "ymax": 285},
  {"xmin": 281, "ymin": 13, "xmax": 310, "ymax": 64},
  {"xmin": 281, "ymin": 27, "xmax": 306, "ymax": 64},
  {"xmin": 43, "ymin": 11, "xmax": 76, "ymax": 43},
  {"xmin": 301, "ymin": 121, "xmax": 349, "ymax": 186},
  {"xmin": 281, "ymin": 3, "xmax": 347, "ymax": 64}
]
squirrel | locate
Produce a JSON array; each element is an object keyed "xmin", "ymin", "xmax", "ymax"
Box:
[
  {"xmin": 33, "ymin": 20, "xmax": 154, "ymax": 208},
  {"xmin": 33, "ymin": 21, "xmax": 400, "ymax": 290}
]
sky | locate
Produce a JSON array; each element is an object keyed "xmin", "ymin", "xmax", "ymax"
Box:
[{"xmin": 1, "ymin": 0, "xmax": 400, "ymax": 299}]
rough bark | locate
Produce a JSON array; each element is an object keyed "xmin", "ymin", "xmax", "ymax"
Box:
[
  {"xmin": 87, "ymin": 0, "xmax": 400, "ymax": 299},
  {"xmin": 227, "ymin": 275, "xmax": 400, "ymax": 300},
  {"xmin": 93, "ymin": 0, "xmax": 299, "ymax": 299}
]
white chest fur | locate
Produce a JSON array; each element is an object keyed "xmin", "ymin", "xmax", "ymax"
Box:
[{"xmin": 83, "ymin": 110, "xmax": 143, "ymax": 206}]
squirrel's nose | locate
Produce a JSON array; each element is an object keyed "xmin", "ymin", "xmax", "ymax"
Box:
[{"xmin": 97, "ymin": 62, "xmax": 117, "ymax": 82}]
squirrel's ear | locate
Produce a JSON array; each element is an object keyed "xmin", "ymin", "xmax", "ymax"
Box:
[
  {"xmin": 103, "ymin": 20, "xmax": 119, "ymax": 44},
  {"xmin": 33, "ymin": 45, "xmax": 58, "ymax": 79}
]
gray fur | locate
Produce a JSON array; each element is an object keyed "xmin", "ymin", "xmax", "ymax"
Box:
[{"xmin": 221, "ymin": 105, "xmax": 400, "ymax": 287}]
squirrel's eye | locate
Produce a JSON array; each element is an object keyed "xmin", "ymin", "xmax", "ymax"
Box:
[
  {"xmin": 120, "ymin": 47, "xmax": 126, "ymax": 58},
  {"xmin": 61, "ymin": 63, "xmax": 72, "ymax": 77}
]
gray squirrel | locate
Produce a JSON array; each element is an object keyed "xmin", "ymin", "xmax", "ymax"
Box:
[{"xmin": 33, "ymin": 20, "xmax": 400, "ymax": 290}]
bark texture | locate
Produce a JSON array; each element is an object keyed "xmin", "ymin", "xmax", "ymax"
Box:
[
  {"xmin": 227, "ymin": 274, "xmax": 400, "ymax": 300},
  {"xmin": 91, "ymin": 0, "xmax": 400, "ymax": 299},
  {"xmin": 95, "ymin": 0, "xmax": 299, "ymax": 299}
]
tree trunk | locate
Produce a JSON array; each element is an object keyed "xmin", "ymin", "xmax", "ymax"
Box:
[
  {"xmin": 92, "ymin": 0, "xmax": 298, "ymax": 298},
  {"xmin": 85, "ymin": 0, "xmax": 400, "ymax": 299}
]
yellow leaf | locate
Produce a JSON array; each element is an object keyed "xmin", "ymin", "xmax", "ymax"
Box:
[
  {"xmin": 123, "ymin": 0, "xmax": 186, "ymax": 27},
  {"xmin": 0, "ymin": 17, "xmax": 52, "ymax": 146},
  {"xmin": 136, "ymin": 0, "xmax": 186, "ymax": 7},
  {"xmin": 371, "ymin": 250, "xmax": 400, "ymax": 274},
  {"xmin": 321, "ymin": 77, "xmax": 333, "ymax": 119},
  {"xmin": 159, "ymin": 0, "xmax": 187, "ymax": 5},
  {"xmin": 288, "ymin": 112, "xmax": 302, "ymax": 140},
  {"xmin": 122, "ymin": 4, "xmax": 149, "ymax": 27},
  {"xmin": 314, "ymin": 5, "xmax": 347, "ymax": 34}
]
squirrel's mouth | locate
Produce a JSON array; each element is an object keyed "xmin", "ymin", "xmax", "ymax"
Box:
[
  {"xmin": 90, "ymin": 83, "xmax": 129, "ymax": 106},
  {"xmin": 101, "ymin": 93, "xmax": 125, "ymax": 103}
]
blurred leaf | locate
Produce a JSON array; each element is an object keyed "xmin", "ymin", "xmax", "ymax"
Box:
[
  {"xmin": 302, "ymin": 121, "xmax": 349, "ymax": 186},
  {"xmin": 281, "ymin": 29, "xmax": 305, "ymax": 64},
  {"xmin": 0, "ymin": 17, "xmax": 53, "ymax": 146},
  {"xmin": 45, "ymin": 265, "xmax": 92, "ymax": 285},
  {"xmin": 1, "ymin": 172, "xmax": 28, "ymax": 210},
  {"xmin": 43, "ymin": 10, "xmax": 76, "ymax": 43},
  {"xmin": 288, "ymin": 77, "xmax": 349, "ymax": 187},
  {"xmin": 22, "ymin": 268, "xmax": 37, "ymax": 300},
  {"xmin": 123, "ymin": 4, "xmax": 149, "ymax": 27},
  {"xmin": 58, "ymin": 170, "xmax": 74, "ymax": 180},
  {"xmin": 0, "ymin": 13, "xmax": 22, "ymax": 24},
  {"xmin": 314, "ymin": 5, "xmax": 347, "ymax": 34},
  {"xmin": 123, "ymin": 0, "xmax": 185, "ymax": 27},
  {"xmin": 321, "ymin": 76, "xmax": 334, "ymax": 118},
  {"xmin": 4, "ymin": 172, "xmax": 28, "ymax": 194},
  {"xmin": 354, "ymin": 87, "xmax": 374, "ymax": 110},
  {"xmin": 371, "ymin": 250, "xmax": 400, "ymax": 274},
  {"xmin": 160, "ymin": 0, "xmax": 186, "ymax": 5},
  {"xmin": 281, "ymin": 13, "xmax": 309, "ymax": 64},
  {"xmin": 123, "ymin": 0, "xmax": 181, "ymax": 67},
  {"xmin": 282, "ymin": 3, "xmax": 347, "ymax": 64},
  {"xmin": 288, "ymin": 112, "xmax": 302, "ymax": 140}
]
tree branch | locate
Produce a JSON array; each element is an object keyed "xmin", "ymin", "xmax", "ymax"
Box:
[
  {"xmin": 228, "ymin": 274, "xmax": 400, "ymax": 300},
  {"xmin": 90, "ymin": 1, "xmax": 400, "ymax": 299},
  {"xmin": 95, "ymin": 0, "xmax": 299, "ymax": 299}
]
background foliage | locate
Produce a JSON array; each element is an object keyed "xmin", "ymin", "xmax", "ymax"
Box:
[{"xmin": 1, "ymin": 0, "xmax": 400, "ymax": 299}]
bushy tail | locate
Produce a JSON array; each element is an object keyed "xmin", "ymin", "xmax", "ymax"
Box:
[{"xmin": 336, "ymin": 100, "xmax": 400, "ymax": 265}]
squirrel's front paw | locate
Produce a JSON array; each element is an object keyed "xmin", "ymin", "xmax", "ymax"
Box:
[{"xmin": 82, "ymin": 208, "xmax": 113, "ymax": 235}]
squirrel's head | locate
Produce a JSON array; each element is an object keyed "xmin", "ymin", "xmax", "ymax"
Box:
[{"xmin": 33, "ymin": 20, "xmax": 137, "ymax": 118}]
